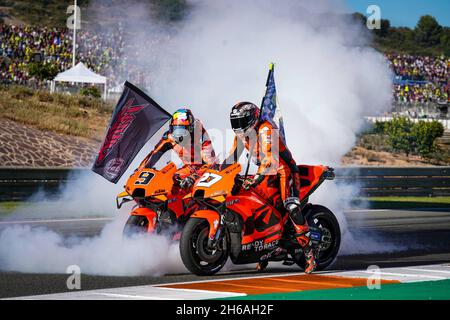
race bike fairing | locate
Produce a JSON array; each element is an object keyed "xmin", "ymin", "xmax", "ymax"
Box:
[{"xmin": 179, "ymin": 162, "xmax": 340, "ymax": 276}]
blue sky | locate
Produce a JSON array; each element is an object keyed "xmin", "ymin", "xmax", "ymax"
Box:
[{"xmin": 345, "ymin": 0, "xmax": 450, "ymax": 28}]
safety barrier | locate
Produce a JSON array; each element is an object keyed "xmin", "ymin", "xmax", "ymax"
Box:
[
  {"xmin": 337, "ymin": 166, "xmax": 450, "ymax": 197},
  {"xmin": 0, "ymin": 166, "xmax": 449, "ymax": 201}
]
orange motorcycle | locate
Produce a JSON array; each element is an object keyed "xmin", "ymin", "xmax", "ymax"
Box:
[
  {"xmin": 179, "ymin": 163, "xmax": 340, "ymax": 275},
  {"xmin": 116, "ymin": 161, "xmax": 199, "ymax": 238}
]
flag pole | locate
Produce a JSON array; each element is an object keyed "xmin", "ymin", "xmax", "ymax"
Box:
[
  {"xmin": 72, "ymin": 0, "xmax": 77, "ymax": 67},
  {"xmin": 244, "ymin": 62, "xmax": 274, "ymax": 179}
]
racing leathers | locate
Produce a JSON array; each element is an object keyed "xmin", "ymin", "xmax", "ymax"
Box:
[
  {"xmin": 141, "ymin": 119, "xmax": 216, "ymax": 188},
  {"xmin": 224, "ymin": 120, "xmax": 317, "ymax": 273},
  {"xmin": 225, "ymin": 120, "xmax": 300, "ymax": 202}
]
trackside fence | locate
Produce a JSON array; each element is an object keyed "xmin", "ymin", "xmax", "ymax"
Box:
[{"xmin": 0, "ymin": 167, "xmax": 449, "ymax": 201}]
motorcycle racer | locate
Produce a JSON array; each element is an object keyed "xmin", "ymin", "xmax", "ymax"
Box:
[
  {"xmin": 141, "ymin": 108, "xmax": 216, "ymax": 189},
  {"xmin": 224, "ymin": 101, "xmax": 317, "ymax": 274}
]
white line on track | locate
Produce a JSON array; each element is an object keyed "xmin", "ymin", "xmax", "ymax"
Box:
[
  {"xmin": 91, "ymin": 293, "xmax": 170, "ymax": 300},
  {"xmin": 7, "ymin": 263, "xmax": 450, "ymax": 300},
  {"xmin": 346, "ymin": 209, "xmax": 390, "ymax": 213},
  {"xmin": 346, "ymin": 208, "xmax": 450, "ymax": 213},
  {"xmin": 7, "ymin": 286, "xmax": 245, "ymax": 300},
  {"xmin": 402, "ymin": 267, "xmax": 450, "ymax": 274},
  {"xmin": 153, "ymin": 270, "xmax": 330, "ymax": 287},
  {"xmin": 361, "ymin": 271, "xmax": 446, "ymax": 280},
  {"xmin": 159, "ymin": 287, "xmax": 246, "ymax": 296},
  {"xmin": 0, "ymin": 217, "xmax": 113, "ymax": 225}
]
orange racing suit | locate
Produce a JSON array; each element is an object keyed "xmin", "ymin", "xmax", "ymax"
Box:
[
  {"xmin": 224, "ymin": 120, "xmax": 300, "ymax": 202},
  {"xmin": 142, "ymin": 120, "xmax": 216, "ymax": 180}
]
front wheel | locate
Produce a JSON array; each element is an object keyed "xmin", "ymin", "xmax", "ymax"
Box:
[
  {"xmin": 293, "ymin": 204, "xmax": 341, "ymax": 271},
  {"xmin": 123, "ymin": 215, "xmax": 149, "ymax": 237},
  {"xmin": 180, "ymin": 218, "xmax": 228, "ymax": 276}
]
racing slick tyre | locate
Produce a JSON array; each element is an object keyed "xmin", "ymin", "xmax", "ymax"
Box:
[
  {"xmin": 123, "ymin": 215, "xmax": 149, "ymax": 237},
  {"xmin": 180, "ymin": 218, "xmax": 229, "ymax": 276},
  {"xmin": 293, "ymin": 204, "xmax": 341, "ymax": 272}
]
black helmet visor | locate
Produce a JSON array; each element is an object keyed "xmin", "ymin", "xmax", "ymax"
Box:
[{"xmin": 231, "ymin": 114, "xmax": 253, "ymax": 132}]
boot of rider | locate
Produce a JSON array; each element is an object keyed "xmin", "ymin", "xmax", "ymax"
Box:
[
  {"xmin": 256, "ymin": 260, "xmax": 268, "ymax": 272},
  {"xmin": 291, "ymin": 220, "xmax": 317, "ymax": 274},
  {"xmin": 303, "ymin": 245, "xmax": 317, "ymax": 274},
  {"xmin": 284, "ymin": 197, "xmax": 317, "ymax": 274}
]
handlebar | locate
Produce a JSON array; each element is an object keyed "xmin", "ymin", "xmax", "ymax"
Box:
[{"xmin": 234, "ymin": 175, "xmax": 254, "ymax": 190}]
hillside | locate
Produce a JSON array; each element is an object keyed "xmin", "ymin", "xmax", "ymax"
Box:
[
  {"xmin": 342, "ymin": 130, "xmax": 450, "ymax": 166},
  {"xmin": 0, "ymin": 0, "xmax": 90, "ymax": 27},
  {"xmin": 0, "ymin": 85, "xmax": 448, "ymax": 168},
  {"xmin": 0, "ymin": 118, "xmax": 99, "ymax": 167},
  {"xmin": 0, "ymin": 86, "xmax": 110, "ymax": 167},
  {"xmin": 0, "ymin": 86, "xmax": 112, "ymax": 140},
  {"xmin": 0, "ymin": 0, "xmax": 186, "ymax": 27}
]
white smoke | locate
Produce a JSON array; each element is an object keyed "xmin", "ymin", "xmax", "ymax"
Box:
[
  {"xmin": 0, "ymin": 212, "xmax": 185, "ymax": 275},
  {"xmin": 129, "ymin": 0, "xmax": 394, "ymax": 255},
  {"xmin": 0, "ymin": 0, "xmax": 395, "ymax": 275}
]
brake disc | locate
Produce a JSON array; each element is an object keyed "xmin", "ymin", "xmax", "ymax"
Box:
[
  {"xmin": 319, "ymin": 227, "xmax": 332, "ymax": 251},
  {"xmin": 196, "ymin": 229, "xmax": 221, "ymax": 262}
]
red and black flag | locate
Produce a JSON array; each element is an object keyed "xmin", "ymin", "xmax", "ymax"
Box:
[{"xmin": 92, "ymin": 81, "xmax": 171, "ymax": 183}]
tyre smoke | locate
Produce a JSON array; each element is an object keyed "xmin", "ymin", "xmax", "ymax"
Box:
[{"xmin": 0, "ymin": 212, "xmax": 185, "ymax": 275}]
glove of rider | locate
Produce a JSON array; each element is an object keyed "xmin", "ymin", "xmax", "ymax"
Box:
[
  {"xmin": 180, "ymin": 176, "xmax": 195, "ymax": 189},
  {"xmin": 242, "ymin": 174, "xmax": 264, "ymax": 190}
]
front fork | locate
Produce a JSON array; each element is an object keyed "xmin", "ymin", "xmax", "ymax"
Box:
[
  {"xmin": 190, "ymin": 204, "xmax": 226, "ymax": 251},
  {"xmin": 207, "ymin": 213, "xmax": 225, "ymax": 250}
]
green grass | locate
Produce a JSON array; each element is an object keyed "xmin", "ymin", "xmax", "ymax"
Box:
[
  {"xmin": 219, "ymin": 279, "xmax": 450, "ymax": 300},
  {"xmin": 3, "ymin": 197, "xmax": 450, "ymax": 215},
  {"xmin": 366, "ymin": 196, "xmax": 450, "ymax": 204},
  {"xmin": 0, "ymin": 85, "xmax": 112, "ymax": 141},
  {"xmin": 354, "ymin": 196, "xmax": 450, "ymax": 209},
  {"xmin": 0, "ymin": 201, "xmax": 23, "ymax": 214}
]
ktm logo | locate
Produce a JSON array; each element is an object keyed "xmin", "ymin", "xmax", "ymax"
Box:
[{"xmin": 96, "ymin": 98, "xmax": 147, "ymax": 165}]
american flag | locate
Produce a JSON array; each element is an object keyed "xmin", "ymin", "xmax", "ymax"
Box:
[{"xmin": 260, "ymin": 63, "xmax": 287, "ymax": 144}]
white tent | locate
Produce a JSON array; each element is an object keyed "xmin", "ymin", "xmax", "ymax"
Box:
[{"xmin": 51, "ymin": 62, "xmax": 107, "ymax": 100}]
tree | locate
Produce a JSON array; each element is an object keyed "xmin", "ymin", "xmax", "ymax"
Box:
[
  {"xmin": 385, "ymin": 117, "xmax": 416, "ymax": 156},
  {"xmin": 383, "ymin": 118, "xmax": 444, "ymax": 158},
  {"xmin": 374, "ymin": 19, "xmax": 391, "ymax": 37},
  {"xmin": 411, "ymin": 121, "xmax": 444, "ymax": 157},
  {"xmin": 440, "ymin": 27, "xmax": 450, "ymax": 56},
  {"xmin": 415, "ymin": 15, "xmax": 443, "ymax": 46},
  {"xmin": 352, "ymin": 12, "xmax": 366, "ymax": 26},
  {"xmin": 152, "ymin": 0, "xmax": 187, "ymax": 21},
  {"xmin": 80, "ymin": 86, "xmax": 101, "ymax": 99},
  {"xmin": 28, "ymin": 62, "xmax": 59, "ymax": 81}
]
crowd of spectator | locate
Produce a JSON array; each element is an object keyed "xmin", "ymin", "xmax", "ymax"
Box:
[
  {"xmin": 0, "ymin": 23, "xmax": 449, "ymax": 105},
  {"xmin": 387, "ymin": 53, "xmax": 448, "ymax": 84},
  {"xmin": 0, "ymin": 23, "xmax": 150, "ymax": 89},
  {"xmin": 393, "ymin": 83, "xmax": 449, "ymax": 104},
  {"xmin": 386, "ymin": 53, "xmax": 449, "ymax": 104}
]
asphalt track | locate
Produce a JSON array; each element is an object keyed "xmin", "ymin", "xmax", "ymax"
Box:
[{"xmin": 1, "ymin": 208, "xmax": 450, "ymax": 299}]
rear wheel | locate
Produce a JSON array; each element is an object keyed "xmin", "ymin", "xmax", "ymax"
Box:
[
  {"xmin": 293, "ymin": 205, "xmax": 341, "ymax": 271},
  {"xmin": 180, "ymin": 218, "xmax": 228, "ymax": 276},
  {"xmin": 123, "ymin": 215, "xmax": 149, "ymax": 237}
]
